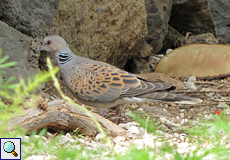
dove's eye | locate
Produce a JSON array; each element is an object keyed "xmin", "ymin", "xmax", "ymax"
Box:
[{"xmin": 47, "ymin": 40, "xmax": 52, "ymax": 45}]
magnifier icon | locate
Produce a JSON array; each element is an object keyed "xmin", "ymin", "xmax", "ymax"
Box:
[{"xmin": 3, "ymin": 141, "xmax": 18, "ymax": 157}]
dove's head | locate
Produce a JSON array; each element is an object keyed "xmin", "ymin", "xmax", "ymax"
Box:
[{"xmin": 35, "ymin": 35, "xmax": 71, "ymax": 55}]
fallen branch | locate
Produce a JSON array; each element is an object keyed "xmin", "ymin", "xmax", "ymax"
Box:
[{"xmin": 9, "ymin": 99, "xmax": 126, "ymax": 137}]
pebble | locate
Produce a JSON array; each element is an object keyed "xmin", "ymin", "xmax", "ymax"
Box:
[
  {"xmin": 114, "ymin": 145, "xmax": 129, "ymax": 155},
  {"xmin": 58, "ymin": 135, "xmax": 70, "ymax": 144},
  {"xmin": 166, "ymin": 49, "xmax": 173, "ymax": 54},
  {"xmin": 95, "ymin": 133, "xmax": 104, "ymax": 141},
  {"xmin": 22, "ymin": 136, "xmax": 30, "ymax": 142},
  {"xmin": 226, "ymin": 108, "xmax": 230, "ymax": 115},
  {"xmin": 204, "ymin": 114, "xmax": 212, "ymax": 120},
  {"xmin": 45, "ymin": 132, "xmax": 53, "ymax": 139},
  {"xmin": 217, "ymin": 102, "xmax": 229, "ymax": 108},
  {"xmin": 179, "ymin": 113, "xmax": 185, "ymax": 118},
  {"xmin": 66, "ymin": 133, "xmax": 72, "ymax": 139},
  {"xmin": 143, "ymin": 133, "xmax": 155, "ymax": 148},
  {"xmin": 113, "ymin": 136, "xmax": 126, "ymax": 143},
  {"xmin": 127, "ymin": 126, "xmax": 142, "ymax": 139},
  {"xmin": 132, "ymin": 139, "xmax": 144, "ymax": 149},
  {"xmin": 25, "ymin": 155, "xmax": 55, "ymax": 160},
  {"xmin": 182, "ymin": 82, "xmax": 197, "ymax": 90},
  {"xmin": 187, "ymin": 76, "xmax": 196, "ymax": 83},
  {"xmin": 160, "ymin": 117, "xmax": 180, "ymax": 127},
  {"xmin": 50, "ymin": 95, "xmax": 56, "ymax": 100},
  {"xmin": 137, "ymin": 108, "xmax": 144, "ymax": 113},
  {"xmin": 180, "ymin": 119, "xmax": 188, "ymax": 125},
  {"xmin": 119, "ymin": 121, "xmax": 139, "ymax": 129}
]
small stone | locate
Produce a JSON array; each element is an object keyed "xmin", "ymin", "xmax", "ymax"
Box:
[
  {"xmin": 132, "ymin": 139, "xmax": 144, "ymax": 149},
  {"xmin": 25, "ymin": 155, "xmax": 45, "ymax": 160},
  {"xmin": 119, "ymin": 121, "xmax": 139, "ymax": 129},
  {"xmin": 113, "ymin": 136, "xmax": 126, "ymax": 144},
  {"xmin": 69, "ymin": 139, "xmax": 76, "ymax": 144},
  {"xmin": 180, "ymin": 119, "xmax": 188, "ymax": 125},
  {"xmin": 164, "ymin": 104, "xmax": 168, "ymax": 108},
  {"xmin": 137, "ymin": 108, "xmax": 144, "ymax": 113},
  {"xmin": 220, "ymin": 80, "xmax": 226, "ymax": 83},
  {"xmin": 187, "ymin": 76, "xmax": 196, "ymax": 83},
  {"xmin": 127, "ymin": 126, "xmax": 142, "ymax": 139},
  {"xmin": 179, "ymin": 134, "xmax": 187, "ymax": 141},
  {"xmin": 41, "ymin": 136, "xmax": 47, "ymax": 142},
  {"xmin": 95, "ymin": 133, "xmax": 104, "ymax": 141},
  {"xmin": 217, "ymin": 102, "xmax": 229, "ymax": 108},
  {"xmin": 179, "ymin": 113, "xmax": 185, "ymax": 118},
  {"xmin": 166, "ymin": 49, "xmax": 173, "ymax": 54},
  {"xmin": 114, "ymin": 145, "xmax": 129, "ymax": 155},
  {"xmin": 182, "ymin": 82, "xmax": 197, "ymax": 90},
  {"xmin": 33, "ymin": 135, "xmax": 40, "ymax": 140},
  {"xmin": 204, "ymin": 114, "xmax": 212, "ymax": 120},
  {"xmin": 151, "ymin": 55, "xmax": 161, "ymax": 61},
  {"xmin": 50, "ymin": 95, "xmax": 56, "ymax": 100},
  {"xmin": 176, "ymin": 116, "xmax": 180, "ymax": 120},
  {"xmin": 45, "ymin": 132, "xmax": 53, "ymax": 140},
  {"xmin": 66, "ymin": 133, "xmax": 72, "ymax": 139},
  {"xmin": 143, "ymin": 133, "xmax": 155, "ymax": 148},
  {"xmin": 59, "ymin": 135, "xmax": 70, "ymax": 144},
  {"xmin": 25, "ymin": 154, "xmax": 55, "ymax": 160},
  {"xmin": 226, "ymin": 108, "xmax": 230, "ymax": 115},
  {"xmin": 22, "ymin": 136, "xmax": 30, "ymax": 142}
]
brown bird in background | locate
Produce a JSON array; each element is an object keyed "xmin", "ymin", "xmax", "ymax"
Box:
[{"xmin": 36, "ymin": 35, "xmax": 202, "ymax": 124}]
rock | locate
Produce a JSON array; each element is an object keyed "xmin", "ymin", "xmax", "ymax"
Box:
[
  {"xmin": 187, "ymin": 76, "xmax": 196, "ymax": 83},
  {"xmin": 124, "ymin": 57, "xmax": 153, "ymax": 74},
  {"xmin": 65, "ymin": 133, "xmax": 72, "ymax": 139},
  {"xmin": 119, "ymin": 121, "xmax": 139, "ymax": 130},
  {"xmin": 0, "ymin": 0, "xmax": 59, "ymax": 38},
  {"xmin": 58, "ymin": 135, "xmax": 70, "ymax": 144},
  {"xmin": 141, "ymin": 106, "xmax": 172, "ymax": 117},
  {"xmin": 124, "ymin": 42, "xmax": 154, "ymax": 74},
  {"xmin": 176, "ymin": 33, "xmax": 219, "ymax": 47},
  {"xmin": 166, "ymin": 49, "xmax": 173, "ymax": 54},
  {"xmin": 180, "ymin": 119, "xmax": 188, "ymax": 125},
  {"xmin": 21, "ymin": 136, "xmax": 30, "ymax": 143},
  {"xmin": 0, "ymin": 21, "xmax": 42, "ymax": 86},
  {"xmin": 161, "ymin": 25, "xmax": 184, "ymax": 53},
  {"xmin": 25, "ymin": 155, "xmax": 55, "ymax": 160},
  {"xmin": 126, "ymin": 126, "xmax": 142, "ymax": 139},
  {"xmin": 145, "ymin": 0, "xmax": 173, "ymax": 54},
  {"xmin": 182, "ymin": 82, "xmax": 197, "ymax": 90},
  {"xmin": 160, "ymin": 117, "xmax": 180, "ymax": 127},
  {"xmin": 52, "ymin": 0, "xmax": 147, "ymax": 70},
  {"xmin": 169, "ymin": 0, "xmax": 215, "ymax": 36},
  {"xmin": 95, "ymin": 133, "xmax": 104, "ymax": 141},
  {"xmin": 204, "ymin": 114, "xmax": 212, "ymax": 120},
  {"xmin": 113, "ymin": 136, "xmax": 126, "ymax": 144},
  {"xmin": 45, "ymin": 132, "xmax": 53, "ymax": 140},
  {"xmin": 207, "ymin": 0, "xmax": 230, "ymax": 44},
  {"xmin": 217, "ymin": 102, "xmax": 229, "ymax": 109}
]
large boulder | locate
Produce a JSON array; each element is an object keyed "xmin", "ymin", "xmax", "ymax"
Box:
[
  {"xmin": 52, "ymin": 0, "xmax": 147, "ymax": 69},
  {"xmin": 0, "ymin": 0, "xmax": 59, "ymax": 38},
  {"xmin": 169, "ymin": 0, "xmax": 215, "ymax": 36},
  {"xmin": 0, "ymin": 21, "xmax": 41, "ymax": 85},
  {"xmin": 145, "ymin": 0, "xmax": 173, "ymax": 54},
  {"xmin": 207, "ymin": 0, "xmax": 230, "ymax": 44}
]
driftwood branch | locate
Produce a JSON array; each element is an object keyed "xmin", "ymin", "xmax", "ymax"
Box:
[{"xmin": 9, "ymin": 100, "xmax": 126, "ymax": 137}]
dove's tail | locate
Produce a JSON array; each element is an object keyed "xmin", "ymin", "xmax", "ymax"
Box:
[{"xmin": 136, "ymin": 92, "xmax": 202, "ymax": 104}]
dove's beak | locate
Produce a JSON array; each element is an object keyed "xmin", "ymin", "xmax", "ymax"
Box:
[{"xmin": 35, "ymin": 45, "xmax": 44, "ymax": 53}]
